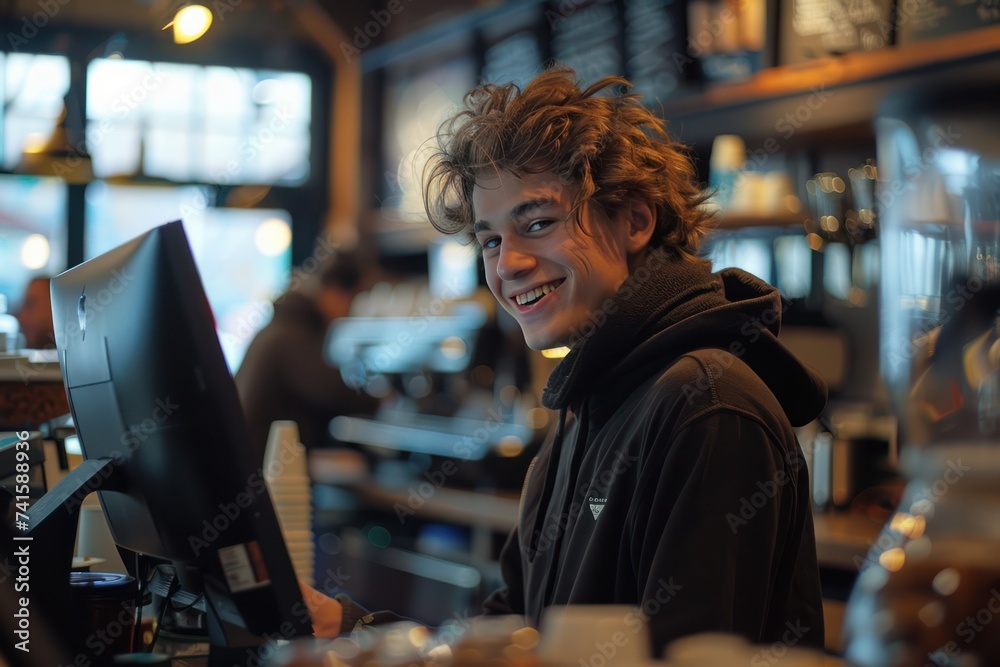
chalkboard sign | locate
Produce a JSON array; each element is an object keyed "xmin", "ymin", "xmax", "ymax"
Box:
[
  {"xmin": 549, "ymin": 0, "xmax": 625, "ymax": 86},
  {"xmin": 778, "ymin": 0, "xmax": 894, "ymax": 64},
  {"xmin": 624, "ymin": 0, "xmax": 691, "ymax": 104},
  {"xmin": 895, "ymin": 0, "xmax": 1000, "ymax": 44},
  {"xmin": 481, "ymin": 5, "xmax": 545, "ymax": 87},
  {"xmin": 483, "ymin": 31, "xmax": 545, "ymax": 87}
]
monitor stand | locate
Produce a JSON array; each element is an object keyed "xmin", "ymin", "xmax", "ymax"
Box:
[{"xmin": 21, "ymin": 457, "xmax": 305, "ymax": 665}]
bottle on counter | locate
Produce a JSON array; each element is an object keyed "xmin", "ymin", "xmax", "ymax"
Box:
[{"xmin": 707, "ymin": 134, "xmax": 746, "ymax": 213}]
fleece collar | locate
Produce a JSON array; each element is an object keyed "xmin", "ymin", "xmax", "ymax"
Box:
[{"xmin": 541, "ymin": 249, "xmax": 826, "ymax": 427}]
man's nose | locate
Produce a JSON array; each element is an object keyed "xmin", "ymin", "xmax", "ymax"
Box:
[{"xmin": 496, "ymin": 239, "xmax": 536, "ymax": 282}]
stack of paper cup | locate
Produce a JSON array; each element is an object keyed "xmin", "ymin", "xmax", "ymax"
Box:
[{"xmin": 263, "ymin": 421, "xmax": 314, "ymax": 586}]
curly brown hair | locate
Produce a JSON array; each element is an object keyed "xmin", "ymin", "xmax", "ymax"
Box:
[{"xmin": 423, "ymin": 64, "xmax": 714, "ymax": 258}]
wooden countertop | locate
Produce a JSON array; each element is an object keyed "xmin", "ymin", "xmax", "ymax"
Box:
[
  {"xmin": 812, "ymin": 511, "xmax": 885, "ymax": 571},
  {"xmin": 320, "ymin": 474, "xmax": 885, "ymax": 570}
]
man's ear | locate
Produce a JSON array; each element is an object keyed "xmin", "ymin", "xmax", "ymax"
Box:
[{"xmin": 623, "ymin": 199, "xmax": 655, "ymax": 254}]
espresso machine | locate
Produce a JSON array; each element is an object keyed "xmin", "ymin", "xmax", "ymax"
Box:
[{"xmin": 842, "ymin": 85, "xmax": 1000, "ymax": 666}]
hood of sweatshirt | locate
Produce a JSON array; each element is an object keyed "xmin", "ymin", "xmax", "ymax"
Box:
[{"xmin": 542, "ymin": 249, "xmax": 827, "ymax": 427}]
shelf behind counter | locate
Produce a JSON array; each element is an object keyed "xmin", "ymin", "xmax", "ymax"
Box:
[{"xmin": 310, "ymin": 463, "xmax": 885, "ymax": 572}]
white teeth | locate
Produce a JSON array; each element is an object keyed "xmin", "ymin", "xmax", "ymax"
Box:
[{"xmin": 515, "ymin": 281, "xmax": 559, "ymax": 306}]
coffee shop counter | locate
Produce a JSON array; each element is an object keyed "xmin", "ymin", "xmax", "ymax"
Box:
[{"xmin": 313, "ymin": 470, "xmax": 885, "ymax": 571}]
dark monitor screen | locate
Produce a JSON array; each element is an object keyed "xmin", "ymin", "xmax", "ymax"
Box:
[{"xmin": 50, "ymin": 220, "xmax": 312, "ymax": 645}]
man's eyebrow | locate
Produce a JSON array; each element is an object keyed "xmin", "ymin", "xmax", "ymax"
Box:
[
  {"xmin": 510, "ymin": 198, "xmax": 555, "ymax": 221},
  {"xmin": 473, "ymin": 198, "xmax": 558, "ymax": 235}
]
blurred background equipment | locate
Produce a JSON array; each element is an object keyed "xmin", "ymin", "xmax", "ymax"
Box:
[
  {"xmin": 2, "ymin": 0, "xmax": 999, "ymax": 659},
  {"xmin": 841, "ymin": 81, "xmax": 1000, "ymax": 667}
]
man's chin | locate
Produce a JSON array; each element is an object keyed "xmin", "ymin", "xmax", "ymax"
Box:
[{"xmin": 522, "ymin": 329, "xmax": 565, "ymax": 353}]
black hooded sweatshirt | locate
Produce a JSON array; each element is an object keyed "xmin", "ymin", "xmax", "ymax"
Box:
[
  {"xmin": 480, "ymin": 250, "xmax": 827, "ymax": 656},
  {"xmin": 334, "ymin": 252, "xmax": 827, "ymax": 651}
]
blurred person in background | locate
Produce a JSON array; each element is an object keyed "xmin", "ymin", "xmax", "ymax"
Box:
[
  {"xmin": 304, "ymin": 65, "xmax": 826, "ymax": 655},
  {"xmin": 17, "ymin": 276, "xmax": 55, "ymax": 349},
  {"xmin": 235, "ymin": 249, "xmax": 380, "ymax": 466}
]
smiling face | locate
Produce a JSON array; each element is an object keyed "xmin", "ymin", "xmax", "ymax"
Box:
[{"xmin": 472, "ymin": 171, "xmax": 637, "ymax": 351}]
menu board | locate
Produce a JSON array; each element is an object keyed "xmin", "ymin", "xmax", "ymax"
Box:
[
  {"xmin": 550, "ymin": 0, "xmax": 624, "ymax": 86},
  {"xmin": 483, "ymin": 31, "xmax": 544, "ymax": 87},
  {"xmin": 624, "ymin": 0, "xmax": 690, "ymax": 104},
  {"xmin": 895, "ymin": 0, "xmax": 1000, "ymax": 44},
  {"xmin": 778, "ymin": 0, "xmax": 894, "ymax": 64}
]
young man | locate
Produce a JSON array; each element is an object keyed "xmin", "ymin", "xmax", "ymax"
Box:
[{"xmin": 314, "ymin": 65, "xmax": 826, "ymax": 654}]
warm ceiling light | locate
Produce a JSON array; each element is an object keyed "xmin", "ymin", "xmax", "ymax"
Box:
[{"xmin": 164, "ymin": 5, "xmax": 213, "ymax": 44}]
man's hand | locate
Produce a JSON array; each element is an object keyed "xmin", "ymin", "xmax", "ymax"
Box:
[{"xmin": 298, "ymin": 580, "xmax": 343, "ymax": 638}]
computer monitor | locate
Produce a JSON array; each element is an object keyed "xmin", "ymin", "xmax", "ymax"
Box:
[{"xmin": 47, "ymin": 220, "xmax": 312, "ymax": 660}]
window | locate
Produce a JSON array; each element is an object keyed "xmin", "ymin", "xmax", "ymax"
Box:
[
  {"xmin": 87, "ymin": 58, "xmax": 312, "ymax": 185},
  {"xmin": 0, "ymin": 175, "xmax": 67, "ymax": 313},
  {"xmin": 2, "ymin": 53, "xmax": 71, "ymax": 170}
]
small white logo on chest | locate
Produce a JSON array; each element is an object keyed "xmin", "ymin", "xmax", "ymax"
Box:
[{"xmin": 588, "ymin": 497, "xmax": 607, "ymax": 520}]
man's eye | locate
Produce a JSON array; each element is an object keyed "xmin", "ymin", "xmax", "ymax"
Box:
[
  {"xmin": 527, "ymin": 220, "xmax": 553, "ymax": 232},
  {"xmin": 481, "ymin": 237, "xmax": 500, "ymax": 250}
]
